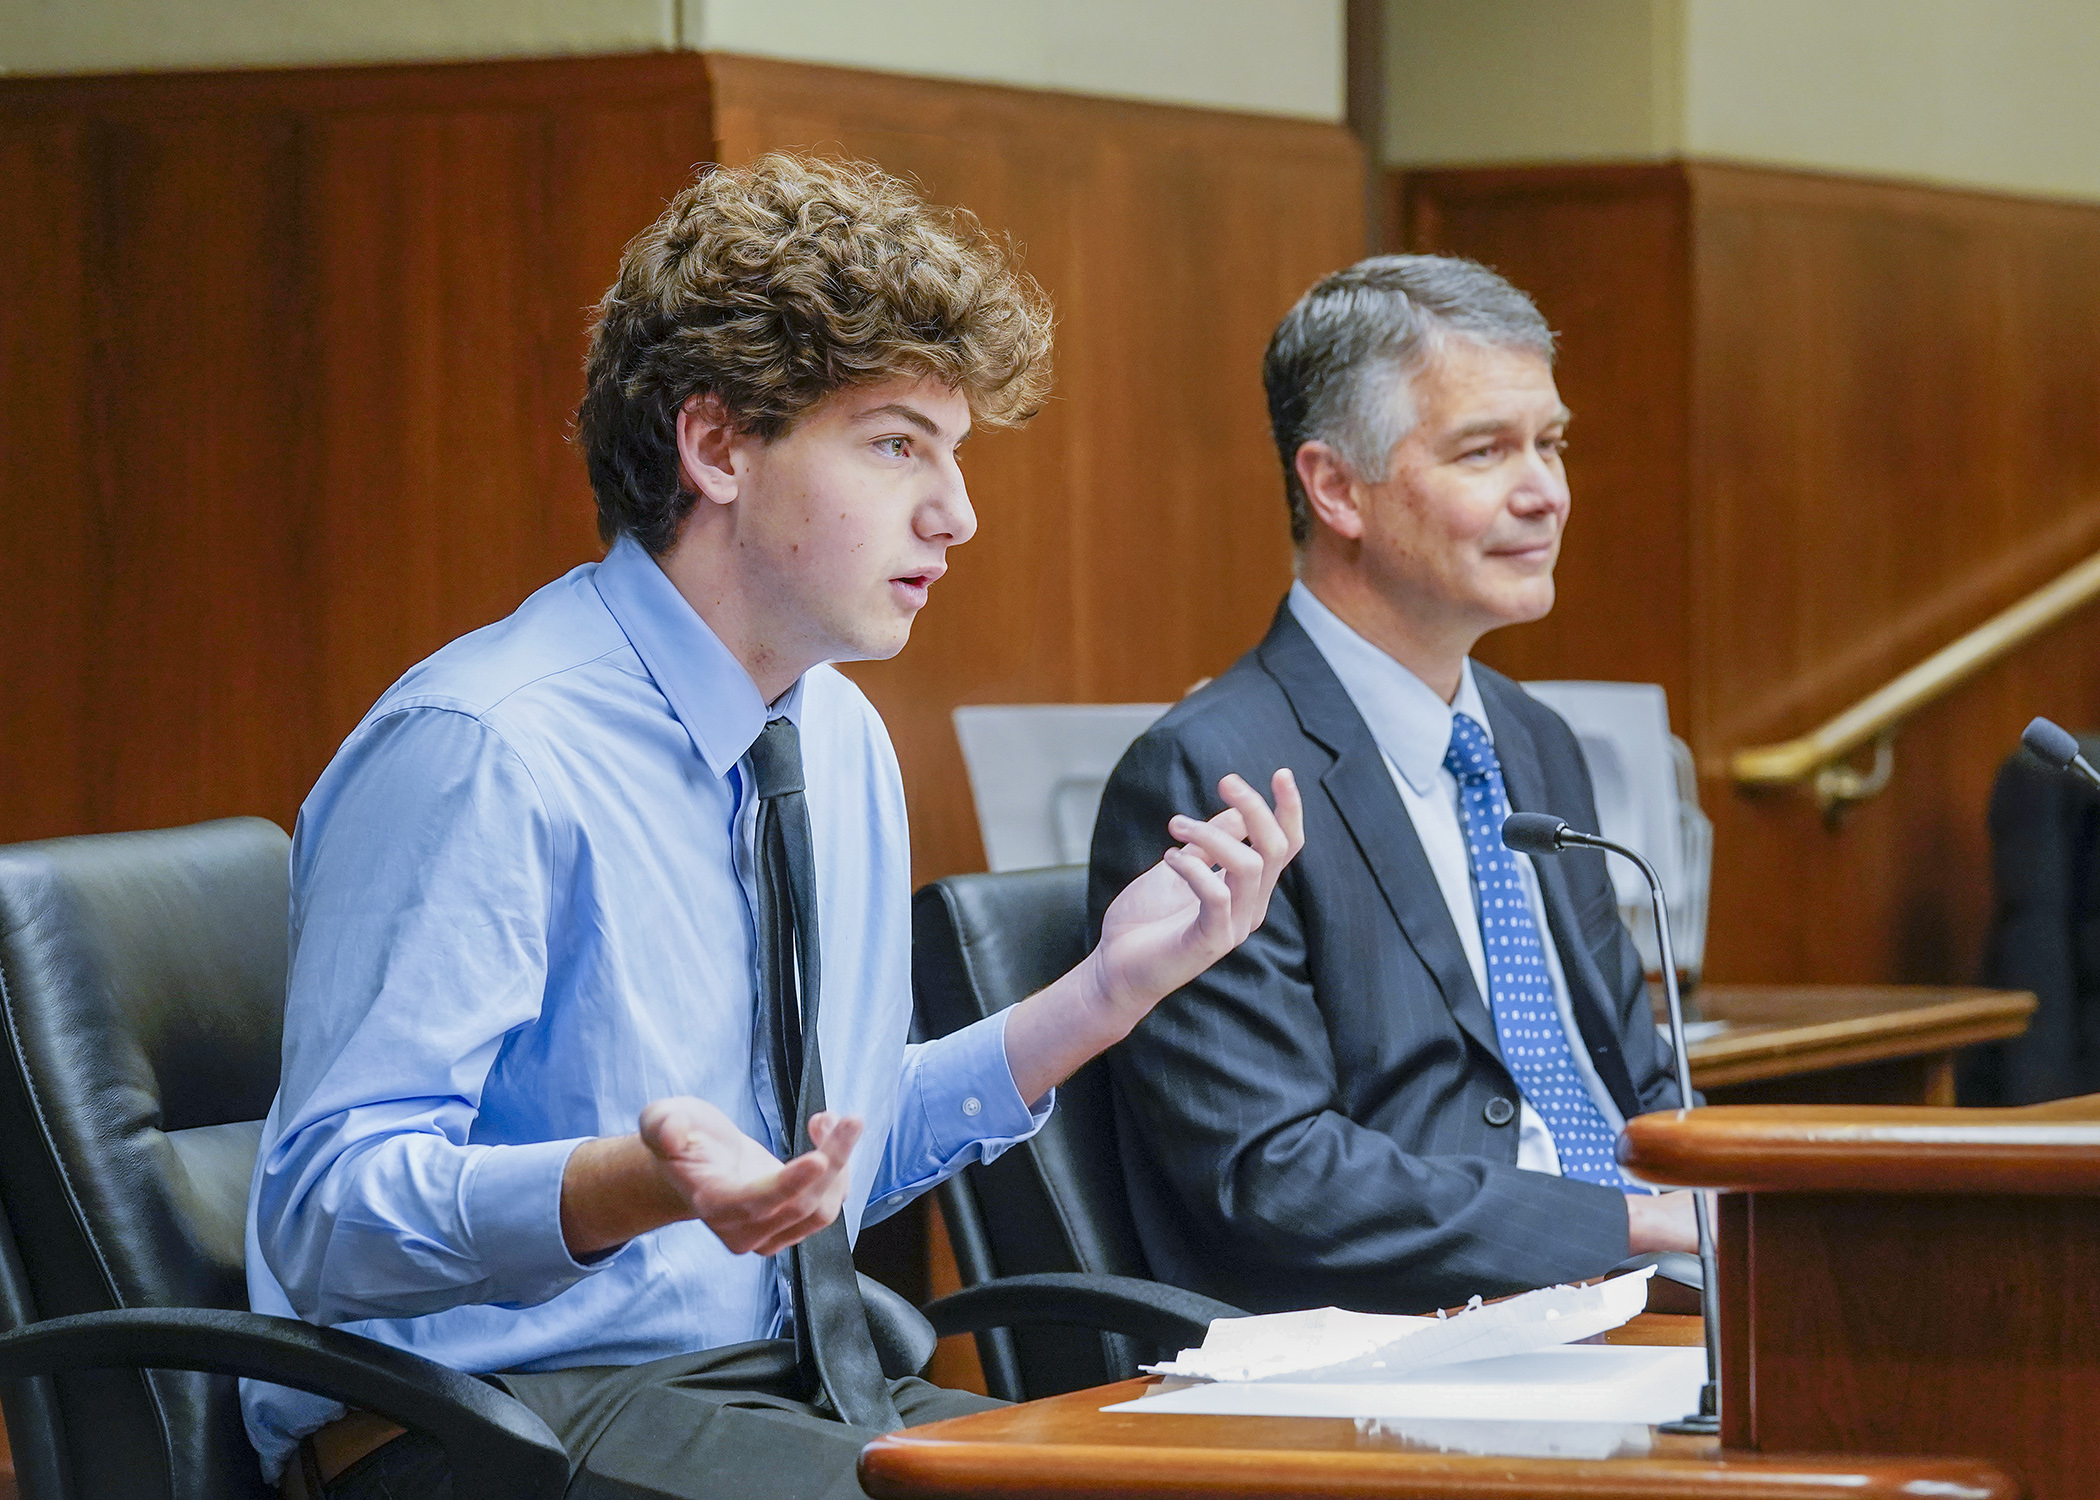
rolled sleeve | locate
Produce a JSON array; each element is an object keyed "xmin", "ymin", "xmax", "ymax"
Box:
[
  {"xmin": 864, "ymin": 1008, "xmax": 1052, "ymax": 1224},
  {"xmin": 460, "ymin": 1137, "xmax": 605, "ymax": 1302}
]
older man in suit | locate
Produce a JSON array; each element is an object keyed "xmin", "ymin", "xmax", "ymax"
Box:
[{"xmin": 1088, "ymin": 255, "xmax": 1699, "ymax": 1315}]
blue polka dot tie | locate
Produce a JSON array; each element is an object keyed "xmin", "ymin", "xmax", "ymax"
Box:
[{"xmin": 1444, "ymin": 712, "xmax": 1633, "ymax": 1189}]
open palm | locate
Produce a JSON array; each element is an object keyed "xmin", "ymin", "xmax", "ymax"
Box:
[{"xmin": 640, "ymin": 1095, "xmax": 862, "ymax": 1257}]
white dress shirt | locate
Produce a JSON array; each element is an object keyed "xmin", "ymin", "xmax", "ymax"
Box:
[{"xmin": 1287, "ymin": 581, "xmax": 1635, "ymax": 1178}]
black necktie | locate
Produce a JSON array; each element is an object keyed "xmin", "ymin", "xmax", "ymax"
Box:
[{"xmin": 747, "ymin": 717, "xmax": 903, "ymax": 1433}]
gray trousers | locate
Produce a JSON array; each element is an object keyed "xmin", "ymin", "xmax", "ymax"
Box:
[{"xmin": 323, "ymin": 1340, "xmax": 1000, "ymax": 1500}]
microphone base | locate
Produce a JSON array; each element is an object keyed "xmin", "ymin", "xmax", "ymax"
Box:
[
  {"xmin": 1657, "ymin": 1381, "xmax": 1721, "ymax": 1436},
  {"xmin": 1658, "ymin": 1414, "xmax": 1721, "ymax": 1436}
]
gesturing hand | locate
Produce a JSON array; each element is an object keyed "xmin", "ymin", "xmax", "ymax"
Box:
[
  {"xmin": 638, "ymin": 1096, "xmax": 863, "ymax": 1257},
  {"xmin": 1084, "ymin": 769, "xmax": 1305, "ymax": 1026}
]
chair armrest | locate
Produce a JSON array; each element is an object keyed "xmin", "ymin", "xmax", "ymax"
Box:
[
  {"xmin": 0, "ymin": 1308, "xmax": 566, "ymax": 1500},
  {"xmin": 921, "ymin": 1272, "xmax": 1242, "ymax": 1352},
  {"xmin": 857, "ymin": 1273, "xmax": 938, "ymax": 1378}
]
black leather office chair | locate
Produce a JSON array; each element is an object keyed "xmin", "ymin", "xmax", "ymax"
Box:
[
  {"xmin": 0, "ymin": 820, "xmax": 572, "ymax": 1500},
  {"xmin": 1964, "ymin": 733, "xmax": 2100, "ymax": 1105},
  {"xmin": 912, "ymin": 867, "xmax": 1242, "ymax": 1402}
]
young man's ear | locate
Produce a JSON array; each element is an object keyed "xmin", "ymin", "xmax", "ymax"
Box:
[
  {"xmin": 675, "ymin": 392, "xmax": 740, "ymax": 506},
  {"xmin": 1294, "ymin": 440, "xmax": 1368, "ymax": 542}
]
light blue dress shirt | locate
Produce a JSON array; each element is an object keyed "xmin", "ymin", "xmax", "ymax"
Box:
[
  {"xmin": 241, "ymin": 537, "xmax": 1048, "ymax": 1480},
  {"xmin": 1285, "ymin": 582, "xmax": 1631, "ymax": 1171}
]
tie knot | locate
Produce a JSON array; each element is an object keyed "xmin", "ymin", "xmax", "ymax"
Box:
[
  {"xmin": 1443, "ymin": 711, "xmax": 1499, "ymax": 785},
  {"xmin": 747, "ymin": 717, "xmax": 805, "ymax": 800}
]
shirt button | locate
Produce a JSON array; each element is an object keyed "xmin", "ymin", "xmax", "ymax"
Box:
[
  {"xmin": 1484, "ymin": 1097, "xmax": 1516, "ymax": 1127},
  {"xmin": 962, "ymin": 1096, "xmax": 983, "ymax": 1117}
]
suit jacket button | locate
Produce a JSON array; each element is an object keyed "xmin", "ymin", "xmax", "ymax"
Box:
[{"xmin": 1484, "ymin": 1097, "xmax": 1516, "ymax": 1127}]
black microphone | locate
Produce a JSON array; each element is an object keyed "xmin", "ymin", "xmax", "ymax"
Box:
[
  {"xmin": 1501, "ymin": 811, "xmax": 1721, "ymax": 1435},
  {"xmin": 2022, "ymin": 717, "xmax": 2100, "ymax": 791}
]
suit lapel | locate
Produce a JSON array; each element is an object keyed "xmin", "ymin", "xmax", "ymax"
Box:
[
  {"xmin": 1257, "ymin": 607, "xmax": 1504, "ymax": 1066},
  {"xmin": 1479, "ymin": 673, "xmax": 1642, "ymax": 1116}
]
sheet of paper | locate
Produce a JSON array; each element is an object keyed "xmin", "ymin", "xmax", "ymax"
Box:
[
  {"xmin": 1146, "ymin": 1267, "xmax": 1654, "ymax": 1383},
  {"xmin": 1106, "ymin": 1344, "xmax": 1706, "ymax": 1427}
]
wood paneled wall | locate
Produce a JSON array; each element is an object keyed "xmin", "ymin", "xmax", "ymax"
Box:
[
  {"xmin": 1, "ymin": 51, "xmax": 1362, "ymax": 892},
  {"xmin": 1400, "ymin": 162, "xmax": 2100, "ymax": 986},
  {"xmin": 707, "ymin": 55, "xmax": 1364, "ymax": 885},
  {"xmin": 0, "ymin": 55, "xmax": 716, "ymax": 844},
  {"xmin": 0, "ymin": 49, "xmax": 1360, "ymax": 1393}
]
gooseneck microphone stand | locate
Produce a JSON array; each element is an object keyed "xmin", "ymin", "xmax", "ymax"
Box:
[{"xmin": 1501, "ymin": 810, "xmax": 1721, "ymax": 1436}]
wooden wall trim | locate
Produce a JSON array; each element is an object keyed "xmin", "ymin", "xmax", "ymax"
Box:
[{"xmin": 0, "ymin": 51, "xmax": 714, "ymax": 119}]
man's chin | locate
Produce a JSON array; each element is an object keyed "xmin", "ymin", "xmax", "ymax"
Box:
[
  {"xmin": 828, "ymin": 619, "xmax": 916, "ymax": 666},
  {"xmin": 1485, "ymin": 579, "xmax": 1556, "ymax": 629}
]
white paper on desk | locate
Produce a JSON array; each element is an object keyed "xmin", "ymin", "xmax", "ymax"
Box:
[
  {"xmin": 1355, "ymin": 1415, "xmax": 1654, "ymax": 1460},
  {"xmin": 1145, "ymin": 1267, "xmax": 1654, "ymax": 1384},
  {"xmin": 1106, "ymin": 1344, "xmax": 1705, "ymax": 1428}
]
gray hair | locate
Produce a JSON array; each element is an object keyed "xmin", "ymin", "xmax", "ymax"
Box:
[{"xmin": 1263, "ymin": 254, "xmax": 1555, "ymax": 546}]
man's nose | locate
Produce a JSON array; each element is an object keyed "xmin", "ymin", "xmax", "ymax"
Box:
[
  {"xmin": 923, "ymin": 460, "xmax": 977, "ymax": 546},
  {"xmin": 1511, "ymin": 451, "xmax": 1570, "ymax": 517}
]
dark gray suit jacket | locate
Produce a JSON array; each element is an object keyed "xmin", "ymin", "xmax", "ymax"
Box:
[{"xmin": 1087, "ymin": 600, "xmax": 1684, "ymax": 1315}]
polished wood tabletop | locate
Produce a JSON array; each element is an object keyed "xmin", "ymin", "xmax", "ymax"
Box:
[
  {"xmin": 1683, "ymin": 984, "xmax": 2034, "ymax": 1101},
  {"xmin": 1622, "ymin": 1091, "xmax": 2100, "ymax": 1193},
  {"xmin": 858, "ymin": 1316, "xmax": 2019, "ymax": 1500}
]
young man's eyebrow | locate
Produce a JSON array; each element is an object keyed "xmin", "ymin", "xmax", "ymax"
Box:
[{"xmin": 855, "ymin": 402, "xmax": 945, "ymax": 437}]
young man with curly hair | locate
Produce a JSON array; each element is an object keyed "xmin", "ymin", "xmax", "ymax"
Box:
[{"xmin": 243, "ymin": 154, "xmax": 1302, "ymax": 1500}]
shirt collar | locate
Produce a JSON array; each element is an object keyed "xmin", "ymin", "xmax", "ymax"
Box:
[
  {"xmin": 1286, "ymin": 579, "xmax": 1490, "ymax": 796},
  {"xmin": 592, "ymin": 534, "xmax": 804, "ymax": 779}
]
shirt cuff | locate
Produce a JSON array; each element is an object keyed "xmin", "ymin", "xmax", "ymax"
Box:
[
  {"xmin": 918, "ymin": 1006, "xmax": 1053, "ymax": 1160},
  {"xmin": 460, "ymin": 1136, "xmax": 606, "ymax": 1307}
]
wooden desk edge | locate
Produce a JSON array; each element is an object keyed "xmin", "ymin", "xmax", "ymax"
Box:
[
  {"xmin": 860, "ymin": 1377, "xmax": 2020, "ymax": 1500},
  {"xmin": 1622, "ymin": 1097, "xmax": 2100, "ymax": 1192},
  {"xmin": 1686, "ymin": 992, "xmax": 2036, "ymax": 1088}
]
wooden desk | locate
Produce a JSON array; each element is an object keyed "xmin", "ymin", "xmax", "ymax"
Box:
[
  {"xmin": 860, "ymin": 1315, "xmax": 2017, "ymax": 1500},
  {"xmin": 1683, "ymin": 985, "xmax": 2035, "ymax": 1105},
  {"xmin": 1624, "ymin": 1097, "xmax": 2100, "ymax": 1500}
]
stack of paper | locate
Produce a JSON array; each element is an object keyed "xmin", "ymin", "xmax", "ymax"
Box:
[
  {"xmin": 1144, "ymin": 1267, "xmax": 1655, "ymax": 1383},
  {"xmin": 1108, "ymin": 1268, "xmax": 1706, "ymax": 1425}
]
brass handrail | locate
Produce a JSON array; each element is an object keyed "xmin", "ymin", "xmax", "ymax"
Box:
[{"xmin": 1732, "ymin": 548, "xmax": 2100, "ymax": 812}]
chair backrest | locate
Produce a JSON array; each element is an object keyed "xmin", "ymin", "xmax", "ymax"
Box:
[
  {"xmin": 952, "ymin": 706, "xmax": 1168, "ymax": 870},
  {"xmin": 911, "ymin": 866, "xmax": 1153, "ymax": 1400},
  {"xmin": 0, "ymin": 818, "xmax": 291, "ymax": 1500}
]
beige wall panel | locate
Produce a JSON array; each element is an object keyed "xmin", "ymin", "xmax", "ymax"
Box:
[
  {"xmin": 1385, "ymin": 0, "xmax": 2100, "ymax": 203},
  {"xmin": 1682, "ymin": 0, "xmax": 2100, "ymax": 203},
  {"xmin": 697, "ymin": 0, "xmax": 1344, "ymax": 120},
  {"xmin": 1384, "ymin": 0, "xmax": 1679, "ymax": 165},
  {"xmin": 2, "ymin": 0, "xmax": 1343, "ymax": 122},
  {"xmin": 0, "ymin": 0, "xmax": 674, "ymax": 75}
]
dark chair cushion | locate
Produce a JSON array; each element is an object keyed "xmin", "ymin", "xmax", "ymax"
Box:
[
  {"xmin": 1968, "ymin": 739, "xmax": 2100, "ymax": 1104},
  {"xmin": 0, "ymin": 817, "xmax": 291, "ymax": 1500}
]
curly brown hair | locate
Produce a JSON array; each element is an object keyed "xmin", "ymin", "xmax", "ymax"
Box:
[{"xmin": 576, "ymin": 153, "xmax": 1056, "ymax": 554}]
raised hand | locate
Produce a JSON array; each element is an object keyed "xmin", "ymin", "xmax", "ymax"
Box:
[
  {"xmin": 1002, "ymin": 768, "xmax": 1304, "ymax": 1105},
  {"xmin": 1085, "ymin": 769, "xmax": 1305, "ymax": 1021}
]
